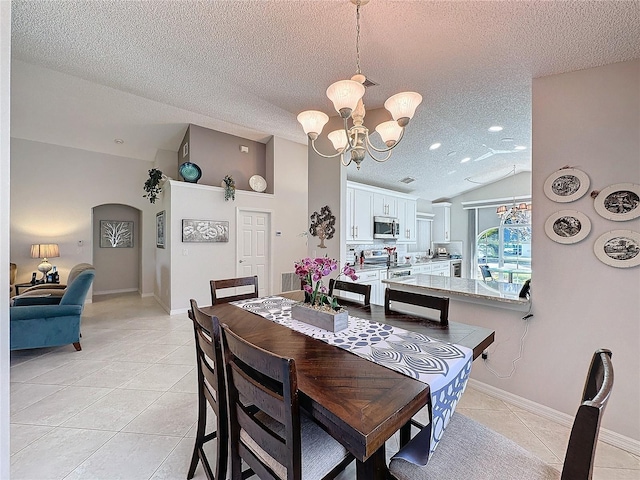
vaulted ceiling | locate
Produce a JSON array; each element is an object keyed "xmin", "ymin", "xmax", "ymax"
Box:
[{"xmin": 10, "ymin": 0, "xmax": 640, "ymax": 200}]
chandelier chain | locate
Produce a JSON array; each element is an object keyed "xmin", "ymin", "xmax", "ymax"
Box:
[{"xmin": 355, "ymin": 1, "xmax": 361, "ymax": 75}]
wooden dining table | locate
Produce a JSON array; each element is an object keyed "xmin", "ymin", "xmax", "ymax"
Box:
[{"xmin": 200, "ymin": 290, "xmax": 494, "ymax": 480}]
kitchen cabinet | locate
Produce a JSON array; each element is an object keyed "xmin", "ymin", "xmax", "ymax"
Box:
[
  {"xmin": 343, "ymin": 269, "xmax": 382, "ymax": 305},
  {"xmin": 346, "ymin": 187, "xmax": 374, "ymax": 243},
  {"xmin": 397, "ymin": 198, "xmax": 417, "ymax": 243},
  {"xmin": 412, "ymin": 264, "xmax": 432, "ymax": 275},
  {"xmin": 432, "ymin": 202, "xmax": 451, "ymax": 243},
  {"xmin": 373, "ymin": 193, "xmax": 397, "ymax": 217},
  {"xmin": 431, "ymin": 261, "xmax": 450, "ymax": 277}
]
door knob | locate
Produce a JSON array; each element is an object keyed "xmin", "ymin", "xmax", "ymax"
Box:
[{"xmin": 239, "ymin": 260, "xmax": 244, "ymax": 263}]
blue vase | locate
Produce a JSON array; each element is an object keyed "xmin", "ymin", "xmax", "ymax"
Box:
[{"xmin": 179, "ymin": 162, "xmax": 202, "ymax": 183}]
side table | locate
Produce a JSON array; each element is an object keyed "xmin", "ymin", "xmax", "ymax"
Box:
[{"xmin": 14, "ymin": 281, "xmax": 60, "ymax": 296}]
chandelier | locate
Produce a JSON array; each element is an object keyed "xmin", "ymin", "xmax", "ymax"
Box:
[
  {"xmin": 296, "ymin": 0, "xmax": 422, "ymax": 170},
  {"xmin": 497, "ymin": 202, "xmax": 531, "ymax": 224}
]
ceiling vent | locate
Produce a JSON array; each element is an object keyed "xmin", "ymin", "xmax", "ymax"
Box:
[
  {"xmin": 399, "ymin": 176, "xmax": 416, "ymax": 184},
  {"xmin": 363, "ymin": 77, "xmax": 378, "ymax": 88}
]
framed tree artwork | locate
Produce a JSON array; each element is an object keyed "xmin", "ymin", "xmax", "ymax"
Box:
[{"xmin": 100, "ymin": 220, "xmax": 134, "ymax": 248}]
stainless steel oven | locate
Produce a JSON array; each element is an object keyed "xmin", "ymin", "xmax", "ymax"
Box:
[
  {"xmin": 388, "ymin": 268, "xmax": 412, "ymax": 279},
  {"xmin": 373, "ymin": 216, "xmax": 400, "ymax": 239}
]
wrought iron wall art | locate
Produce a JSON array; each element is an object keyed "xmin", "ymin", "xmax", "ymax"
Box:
[
  {"xmin": 182, "ymin": 219, "xmax": 229, "ymax": 243},
  {"xmin": 100, "ymin": 220, "xmax": 134, "ymax": 248}
]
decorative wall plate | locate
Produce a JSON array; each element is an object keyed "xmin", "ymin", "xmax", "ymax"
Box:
[
  {"xmin": 593, "ymin": 183, "xmax": 640, "ymax": 221},
  {"xmin": 543, "ymin": 168, "xmax": 590, "ymax": 203},
  {"xmin": 249, "ymin": 174, "xmax": 267, "ymax": 192},
  {"xmin": 544, "ymin": 210, "xmax": 591, "ymax": 244},
  {"xmin": 179, "ymin": 162, "xmax": 202, "ymax": 183},
  {"xmin": 593, "ymin": 230, "xmax": 640, "ymax": 268}
]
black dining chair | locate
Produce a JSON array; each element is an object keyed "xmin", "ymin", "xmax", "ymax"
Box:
[
  {"xmin": 187, "ymin": 299, "xmax": 229, "ymax": 480},
  {"xmin": 220, "ymin": 323, "xmax": 354, "ymax": 480},
  {"xmin": 384, "ymin": 288, "xmax": 450, "ymax": 326},
  {"xmin": 389, "ymin": 349, "xmax": 614, "ymax": 480},
  {"xmin": 328, "ymin": 279, "xmax": 371, "ymax": 306},
  {"xmin": 210, "ymin": 275, "xmax": 259, "ymax": 304}
]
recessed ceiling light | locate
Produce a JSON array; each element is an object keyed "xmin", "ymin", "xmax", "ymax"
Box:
[
  {"xmin": 514, "ymin": 145, "xmax": 527, "ymax": 150},
  {"xmin": 429, "ymin": 142, "xmax": 441, "ymax": 150},
  {"xmin": 460, "ymin": 157, "xmax": 471, "ymax": 163},
  {"xmin": 447, "ymin": 151, "xmax": 457, "ymax": 156},
  {"xmin": 448, "ymin": 170, "xmax": 456, "ymax": 175},
  {"xmin": 488, "ymin": 126, "xmax": 503, "ymax": 132},
  {"xmin": 501, "ymin": 137, "xmax": 514, "ymax": 142},
  {"xmin": 114, "ymin": 138, "xmax": 124, "ymax": 144}
]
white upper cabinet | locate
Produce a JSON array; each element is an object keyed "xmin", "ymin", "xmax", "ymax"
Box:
[
  {"xmin": 432, "ymin": 202, "xmax": 451, "ymax": 243},
  {"xmin": 373, "ymin": 193, "xmax": 398, "ymax": 218},
  {"xmin": 396, "ymin": 197, "xmax": 417, "ymax": 243},
  {"xmin": 346, "ymin": 186, "xmax": 374, "ymax": 243}
]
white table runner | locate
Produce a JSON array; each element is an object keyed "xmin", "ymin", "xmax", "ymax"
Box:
[{"xmin": 232, "ymin": 295, "xmax": 473, "ymax": 453}]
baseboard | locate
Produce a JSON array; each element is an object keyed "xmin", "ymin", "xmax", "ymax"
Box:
[
  {"xmin": 169, "ymin": 307, "xmax": 190, "ymax": 315},
  {"xmin": 153, "ymin": 294, "xmax": 171, "ymax": 314},
  {"xmin": 468, "ymin": 379, "xmax": 640, "ymax": 456},
  {"xmin": 140, "ymin": 292, "xmax": 154, "ymax": 298},
  {"xmin": 93, "ymin": 288, "xmax": 138, "ymax": 295}
]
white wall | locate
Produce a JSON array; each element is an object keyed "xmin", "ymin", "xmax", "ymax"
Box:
[
  {"xmin": 0, "ymin": 2, "xmax": 11, "ymax": 476},
  {"xmin": 10, "ymin": 139, "xmax": 158, "ymax": 296},
  {"xmin": 164, "ymin": 136, "xmax": 309, "ymax": 312},
  {"xmin": 465, "ymin": 60, "xmax": 639, "ymax": 446}
]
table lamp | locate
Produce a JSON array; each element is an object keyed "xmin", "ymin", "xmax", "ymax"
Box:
[{"xmin": 30, "ymin": 243, "xmax": 59, "ymax": 281}]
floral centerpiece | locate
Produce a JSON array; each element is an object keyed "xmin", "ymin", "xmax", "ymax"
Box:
[{"xmin": 294, "ymin": 256, "xmax": 358, "ymax": 311}]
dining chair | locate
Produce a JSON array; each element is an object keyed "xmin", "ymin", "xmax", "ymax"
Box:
[
  {"xmin": 328, "ymin": 278, "xmax": 371, "ymax": 306},
  {"xmin": 389, "ymin": 349, "xmax": 614, "ymax": 480},
  {"xmin": 478, "ymin": 264, "xmax": 494, "ymax": 282},
  {"xmin": 210, "ymin": 275, "xmax": 259, "ymax": 304},
  {"xmin": 220, "ymin": 323, "xmax": 354, "ymax": 480},
  {"xmin": 187, "ymin": 299, "xmax": 229, "ymax": 480},
  {"xmin": 384, "ymin": 288, "xmax": 449, "ymax": 326}
]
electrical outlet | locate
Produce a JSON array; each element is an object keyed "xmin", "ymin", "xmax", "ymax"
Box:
[
  {"xmin": 482, "ymin": 351, "xmax": 488, "ymax": 360},
  {"xmin": 182, "ymin": 248, "xmax": 188, "ymax": 256}
]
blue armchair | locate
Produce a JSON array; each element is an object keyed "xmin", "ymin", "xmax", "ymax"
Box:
[{"xmin": 10, "ymin": 268, "xmax": 95, "ymax": 351}]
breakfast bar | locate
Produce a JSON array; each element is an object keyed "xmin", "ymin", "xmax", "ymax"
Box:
[{"xmin": 382, "ymin": 274, "xmax": 531, "ymax": 312}]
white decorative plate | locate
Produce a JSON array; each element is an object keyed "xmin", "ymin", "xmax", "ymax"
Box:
[
  {"xmin": 249, "ymin": 175, "xmax": 267, "ymax": 192},
  {"xmin": 593, "ymin": 230, "xmax": 640, "ymax": 268},
  {"xmin": 543, "ymin": 168, "xmax": 590, "ymax": 203},
  {"xmin": 544, "ymin": 210, "xmax": 591, "ymax": 244},
  {"xmin": 593, "ymin": 183, "xmax": 640, "ymax": 221}
]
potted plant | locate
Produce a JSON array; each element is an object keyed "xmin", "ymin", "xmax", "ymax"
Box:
[
  {"xmin": 223, "ymin": 175, "xmax": 236, "ymax": 201},
  {"xmin": 143, "ymin": 168, "xmax": 166, "ymax": 204}
]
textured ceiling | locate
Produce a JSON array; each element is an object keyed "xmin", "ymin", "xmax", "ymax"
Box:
[{"xmin": 10, "ymin": 0, "xmax": 640, "ymax": 201}]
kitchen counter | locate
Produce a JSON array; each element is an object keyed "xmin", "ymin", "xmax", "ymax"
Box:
[
  {"xmin": 382, "ymin": 274, "xmax": 531, "ymax": 311},
  {"xmin": 353, "ymin": 257, "xmax": 452, "ymax": 271}
]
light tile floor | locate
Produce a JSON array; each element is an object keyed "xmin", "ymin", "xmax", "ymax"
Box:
[{"xmin": 10, "ymin": 293, "xmax": 640, "ymax": 480}]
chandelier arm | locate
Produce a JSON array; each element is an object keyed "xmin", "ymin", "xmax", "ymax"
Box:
[
  {"xmin": 310, "ymin": 139, "xmax": 346, "ymax": 159},
  {"xmin": 340, "ymin": 153, "xmax": 352, "ymax": 167},
  {"xmin": 343, "ymin": 118, "xmax": 359, "ymax": 151},
  {"xmin": 363, "ymin": 144, "xmax": 393, "ymax": 163},
  {"xmin": 364, "ymin": 127, "xmax": 406, "ymax": 153}
]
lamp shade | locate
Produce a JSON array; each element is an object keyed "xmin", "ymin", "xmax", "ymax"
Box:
[
  {"xmin": 375, "ymin": 120, "xmax": 403, "ymax": 146},
  {"xmin": 496, "ymin": 205, "xmax": 508, "ymax": 215},
  {"xmin": 384, "ymin": 92, "xmax": 423, "ymax": 122},
  {"xmin": 30, "ymin": 243, "xmax": 59, "ymax": 259},
  {"xmin": 326, "ymin": 80, "xmax": 365, "ymax": 117},
  {"xmin": 328, "ymin": 129, "xmax": 348, "ymax": 152},
  {"xmin": 297, "ymin": 110, "xmax": 329, "ymax": 138}
]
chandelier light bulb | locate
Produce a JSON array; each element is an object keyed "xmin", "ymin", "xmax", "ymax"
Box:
[
  {"xmin": 328, "ymin": 129, "xmax": 349, "ymax": 152},
  {"xmin": 326, "ymin": 80, "xmax": 366, "ymax": 118},
  {"xmin": 297, "ymin": 110, "xmax": 329, "ymax": 139},
  {"xmin": 375, "ymin": 120, "xmax": 403, "ymax": 147},
  {"xmin": 384, "ymin": 92, "xmax": 423, "ymax": 126}
]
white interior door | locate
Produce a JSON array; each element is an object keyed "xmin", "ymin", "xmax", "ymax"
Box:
[{"xmin": 237, "ymin": 209, "xmax": 270, "ymax": 297}]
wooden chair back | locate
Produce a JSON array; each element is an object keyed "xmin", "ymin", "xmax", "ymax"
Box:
[
  {"xmin": 187, "ymin": 299, "xmax": 229, "ymax": 480},
  {"xmin": 328, "ymin": 279, "xmax": 371, "ymax": 306},
  {"xmin": 561, "ymin": 349, "xmax": 614, "ymax": 480},
  {"xmin": 210, "ymin": 275, "xmax": 259, "ymax": 304},
  {"xmin": 221, "ymin": 323, "xmax": 301, "ymax": 480},
  {"xmin": 384, "ymin": 288, "xmax": 450, "ymax": 326}
]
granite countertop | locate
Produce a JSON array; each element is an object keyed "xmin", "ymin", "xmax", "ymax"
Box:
[
  {"xmin": 352, "ymin": 257, "xmax": 453, "ymax": 271},
  {"xmin": 382, "ymin": 274, "xmax": 531, "ymax": 311}
]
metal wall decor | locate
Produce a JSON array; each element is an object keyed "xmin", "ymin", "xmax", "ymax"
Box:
[
  {"xmin": 543, "ymin": 168, "xmax": 590, "ymax": 203},
  {"xmin": 593, "ymin": 230, "xmax": 640, "ymax": 268},
  {"xmin": 593, "ymin": 183, "xmax": 640, "ymax": 221},
  {"xmin": 156, "ymin": 211, "xmax": 166, "ymax": 248},
  {"xmin": 309, "ymin": 205, "xmax": 336, "ymax": 249},
  {"xmin": 182, "ymin": 219, "xmax": 229, "ymax": 243},
  {"xmin": 100, "ymin": 220, "xmax": 134, "ymax": 248},
  {"xmin": 544, "ymin": 210, "xmax": 591, "ymax": 244}
]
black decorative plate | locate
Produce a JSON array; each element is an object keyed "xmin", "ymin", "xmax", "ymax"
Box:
[{"xmin": 179, "ymin": 162, "xmax": 202, "ymax": 183}]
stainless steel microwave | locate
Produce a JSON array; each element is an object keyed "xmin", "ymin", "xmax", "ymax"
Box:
[{"xmin": 373, "ymin": 216, "xmax": 400, "ymax": 239}]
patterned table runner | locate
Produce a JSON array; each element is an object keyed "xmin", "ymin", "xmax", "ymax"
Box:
[{"xmin": 232, "ymin": 295, "xmax": 473, "ymax": 453}]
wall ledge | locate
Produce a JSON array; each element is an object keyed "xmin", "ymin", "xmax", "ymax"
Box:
[{"xmin": 168, "ymin": 179, "xmax": 274, "ymax": 198}]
